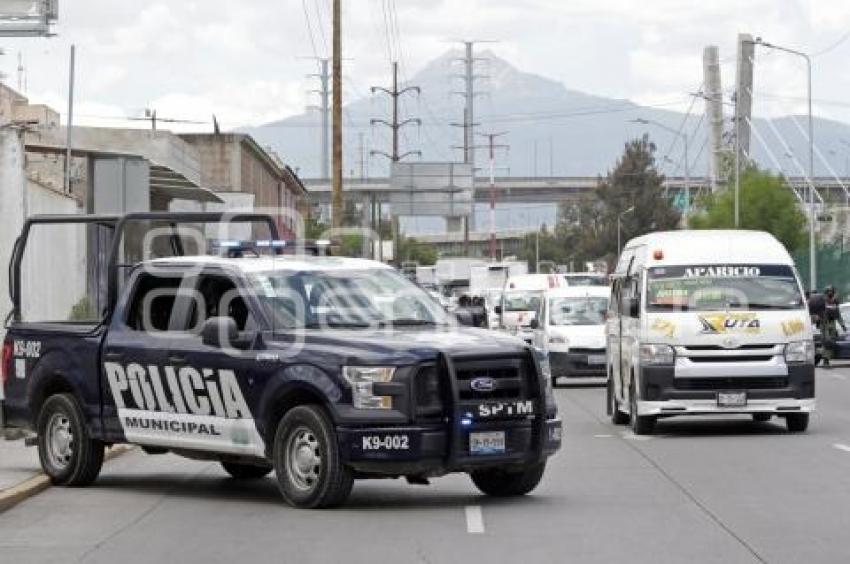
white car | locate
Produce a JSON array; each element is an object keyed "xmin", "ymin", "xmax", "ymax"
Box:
[{"xmin": 532, "ymin": 286, "xmax": 609, "ymax": 385}]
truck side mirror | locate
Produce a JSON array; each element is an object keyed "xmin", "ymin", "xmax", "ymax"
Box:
[
  {"xmin": 494, "ymin": 305, "xmax": 502, "ymax": 314},
  {"xmin": 529, "ymin": 318, "xmax": 539, "ymax": 329},
  {"xmin": 629, "ymin": 297, "xmax": 640, "ymax": 318},
  {"xmin": 201, "ymin": 316, "xmax": 238, "ymax": 348}
]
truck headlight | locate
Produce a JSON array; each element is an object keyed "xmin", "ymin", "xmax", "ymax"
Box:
[
  {"xmin": 549, "ymin": 335, "xmax": 567, "ymax": 345},
  {"xmin": 639, "ymin": 343, "xmax": 675, "ymax": 366},
  {"xmin": 342, "ymin": 366, "xmax": 396, "ymax": 409},
  {"xmin": 784, "ymin": 340, "xmax": 815, "ymax": 364},
  {"xmin": 536, "ymin": 349, "xmax": 554, "ymax": 398}
]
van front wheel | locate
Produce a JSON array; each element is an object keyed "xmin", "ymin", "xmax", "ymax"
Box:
[
  {"xmin": 629, "ymin": 381, "xmax": 656, "ymax": 435},
  {"xmin": 608, "ymin": 378, "xmax": 629, "ymax": 425}
]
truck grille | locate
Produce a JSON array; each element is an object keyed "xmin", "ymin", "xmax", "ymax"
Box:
[
  {"xmin": 674, "ymin": 377, "xmax": 788, "ymax": 391},
  {"xmin": 455, "ymin": 358, "xmax": 527, "ymax": 401}
]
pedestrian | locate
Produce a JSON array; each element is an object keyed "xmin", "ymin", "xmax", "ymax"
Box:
[{"xmin": 821, "ymin": 286, "xmax": 846, "ymax": 367}]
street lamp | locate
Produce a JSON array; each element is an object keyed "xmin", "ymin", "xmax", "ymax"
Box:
[
  {"xmin": 750, "ymin": 36, "xmax": 816, "ymax": 291},
  {"xmin": 617, "ymin": 206, "xmax": 635, "ymax": 257},
  {"xmin": 631, "ymin": 118, "xmax": 690, "ymax": 227}
]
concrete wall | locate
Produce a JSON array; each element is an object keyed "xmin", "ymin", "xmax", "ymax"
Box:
[{"xmin": 0, "ymin": 130, "xmax": 27, "ymax": 332}]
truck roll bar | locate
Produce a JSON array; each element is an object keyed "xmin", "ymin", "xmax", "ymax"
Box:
[{"xmin": 9, "ymin": 212, "xmax": 280, "ymax": 322}]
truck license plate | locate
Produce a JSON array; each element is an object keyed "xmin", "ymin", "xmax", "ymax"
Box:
[
  {"xmin": 587, "ymin": 354, "xmax": 606, "ymax": 365},
  {"xmin": 470, "ymin": 431, "xmax": 506, "ymax": 455},
  {"xmin": 717, "ymin": 391, "xmax": 747, "ymax": 407}
]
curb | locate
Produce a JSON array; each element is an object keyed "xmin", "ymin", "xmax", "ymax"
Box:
[{"xmin": 0, "ymin": 444, "xmax": 135, "ymax": 514}]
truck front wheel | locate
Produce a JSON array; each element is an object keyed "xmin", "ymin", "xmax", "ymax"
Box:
[
  {"xmin": 272, "ymin": 405, "xmax": 353, "ymax": 508},
  {"xmin": 36, "ymin": 393, "xmax": 104, "ymax": 486},
  {"xmin": 470, "ymin": 462, "xmax": 546, "ymax": 497}
]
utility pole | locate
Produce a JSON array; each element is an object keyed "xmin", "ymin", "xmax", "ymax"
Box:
[
  {"xmin": 64, "ymin": 44, "xmax": 75, "ymax": 195},
  {"xmin": 477, "ymin": 131, "xmax": 509, "ymax": 261},
  {"xmin": 369, "ymin": 62, "xmax": 422, "ymax": 161},
  {"xmin": 370, "ymin": 61, "xmax": 421, "ymax": 264},
  {"xmin": 702, "ymin": 45, "xmax": 723, "ymax": 192},
  {"xmin": 331, "ymin": 0, "xmax": 343, "ymax": 230},
  {"xmin": 449, "ymin": 40, "xmax": 490, "ymax": 253},
  {"xmin": 305, "ymin": 58, "xmax": 330, "ymax": 179}
]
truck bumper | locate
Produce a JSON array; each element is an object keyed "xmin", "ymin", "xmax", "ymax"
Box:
[{"xmin": 337, "ymin": 417, "xmax": 562, "ymax": 475}]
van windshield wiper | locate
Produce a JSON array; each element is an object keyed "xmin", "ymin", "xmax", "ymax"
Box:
[
  {"xmin": 649, "ymin": 303, "xmax": 689, "ymax": 311},
  {"xmin": 381, "ymin": 319, "xmax": 443, "ymax": 326}
]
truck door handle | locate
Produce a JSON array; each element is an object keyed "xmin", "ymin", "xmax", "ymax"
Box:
[
  {"xmin": 104, "ymin": 351, "xmax": 123, "ymax": 361},
  {"xmin": 167, "ymin": 355, "xmax": 187, "ymax": 364}
]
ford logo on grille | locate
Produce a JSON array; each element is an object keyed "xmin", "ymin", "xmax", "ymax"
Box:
[{"xmin": 470, "ymin": 377, "xmax": 497, "ymax": 392}]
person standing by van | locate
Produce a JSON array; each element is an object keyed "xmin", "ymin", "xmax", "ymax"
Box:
[{"xmin": 821, "ymin": 286, "xmax": 846, "ymax": 366}]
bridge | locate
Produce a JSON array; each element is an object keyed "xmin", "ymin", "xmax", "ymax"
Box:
[{"xmin": 302, "ymin": 176, "xmax": 850, "ymax": 206}]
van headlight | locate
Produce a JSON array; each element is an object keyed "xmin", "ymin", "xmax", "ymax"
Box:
[
  {"xmin": 639, "ymin": 343, "xmax": 675, "ymax": 366},
  {"xmin": 549, "ymin": 335, "xmax": 567, "ymax": 344},
  {"xmin": 342, "ymin": 366, "xmax": 396, "ymax": 409},
  {"xmin": 784, "ymin": 340, "xmax": 815, "ymax": 364}
]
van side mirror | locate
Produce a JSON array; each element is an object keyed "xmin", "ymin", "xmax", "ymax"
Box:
[
  {"xmin": 201, "ymin": 316, "xmax": 238, "ymax": 348},
  {"xmin": 628, "ymin": 297, "xmax": 640, "ymax": 318},
  {"xmin": 494, "ymin": 305, "xmax": 502, "ymax": 314},
  {"xmin": 529, "ymin": 318, "xmax": 539, "ymax": 329}
]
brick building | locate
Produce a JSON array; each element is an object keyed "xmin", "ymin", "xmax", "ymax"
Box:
[{"xmin": 180, "ymin": 133, "xmax": 309, "ymax": 238}]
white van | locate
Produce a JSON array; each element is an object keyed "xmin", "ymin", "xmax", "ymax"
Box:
[
  {"xmin": 607, "ymin": 230, "xmax": 815, "ymax": 435},
  {"xmin": 531, "ymin": 286, "xmax": 610, "ymax": 386},
  {"xmin": 497, "ymin": 273, "xmax": 562, "ymax": 342}
]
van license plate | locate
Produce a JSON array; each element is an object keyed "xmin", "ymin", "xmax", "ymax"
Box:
[
  {"xmin": 717, "ymin": 391, "xmax": 747, "ymax": 407},
  {"xmin": 470, "ymin": 431, "xmax": 506, "ymax": 455},
  {"xmin": 587, "ymin": 354, "xmax": 606, "ymax": 365}
]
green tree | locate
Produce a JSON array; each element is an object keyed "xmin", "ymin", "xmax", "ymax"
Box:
[
  {"xmin": 396, "ymin": 235, "xmax": 437, "ymax": 266},
  {"xmin": 555, "ymin": 135, "xmax": 680, "ymax": 268},
  {"xmin": 690, "ymin": 168, "xmax": 806, "ymax": 252}
]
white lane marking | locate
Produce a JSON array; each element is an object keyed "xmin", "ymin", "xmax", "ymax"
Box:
[
  {"xmin": 465, "ymin": 505, "xmax": 485, "ymax": 534},
  {"xmin": 833, "ymin": 443, "xmax": 850, "ymax": 453},
  {"xmin": 620, "ymin": 431, "xmax": 652, "ymax": 441},
  {"xmin": 594, "ymin": 434, "xmax": 614, "ymax": 438}
]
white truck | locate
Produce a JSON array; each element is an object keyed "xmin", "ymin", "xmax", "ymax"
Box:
[
  {"xmin": 607, "ymin": 230, "xmax": 815, "ymax": 435},
  {"xmin": 470, "ymin": 262, "xmax": 529, "ymax": 329}
]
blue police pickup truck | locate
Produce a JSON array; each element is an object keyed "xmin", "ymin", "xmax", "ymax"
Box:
[{"xmin": 1, "ymin": 212, "xmax": 561, "ymax": 508}]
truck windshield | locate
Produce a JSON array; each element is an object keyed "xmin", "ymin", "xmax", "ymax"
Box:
[
  {"xmin": 549, "ymin": 296, "xmax": 608, "ymax": 325},
  {"xmin": 503, "ymin": 291, "xmax": 542, "ymax": 312},
  {"xmin": 646, "ymin": 264, "xmax": 804, "ymax": 312},
  {"xmin": 250, "ymin": 268, "xmax": 451, "ymax": 329}
]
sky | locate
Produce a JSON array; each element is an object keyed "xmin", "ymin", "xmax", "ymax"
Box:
[{"xmin": 2, "ymin": 0, "xmax": 850, "ymax": 132}]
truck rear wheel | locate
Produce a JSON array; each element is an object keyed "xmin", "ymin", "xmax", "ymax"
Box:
[
  {"xmin": 785, "ymin": 413, "xmax": 809, "ymax": 433},
  {"xmin": 221, "ymin": 461, "xmax": 272, "ymax": 480},
  {"xmin": 272, "ymin": 405, "xmax": 353, "ymax": 508},
  {"xmin": 470, "ymin": 462, "xmax": 546, "ymax": 497},
  {"xmin": 36, "ymin": 393, "xmax": 104, "ymax": 486}
]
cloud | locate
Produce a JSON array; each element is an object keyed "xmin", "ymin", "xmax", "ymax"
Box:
[{"xmin": 1, "ymin": 0, "xmax": 850, "ymax": 131}]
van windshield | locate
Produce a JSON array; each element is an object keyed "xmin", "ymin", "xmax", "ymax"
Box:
[
  {"xmin": 646, "ymin": 264, "xmax": 804, "ymax": 312},
  {"xmin": 549, "ymin": 296, "xmax": 608, "ymax": 325}
]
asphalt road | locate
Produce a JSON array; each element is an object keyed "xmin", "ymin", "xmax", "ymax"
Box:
[{"xmin": 3, "ymin": 367, "xmax": 850, "ymax": 564}]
